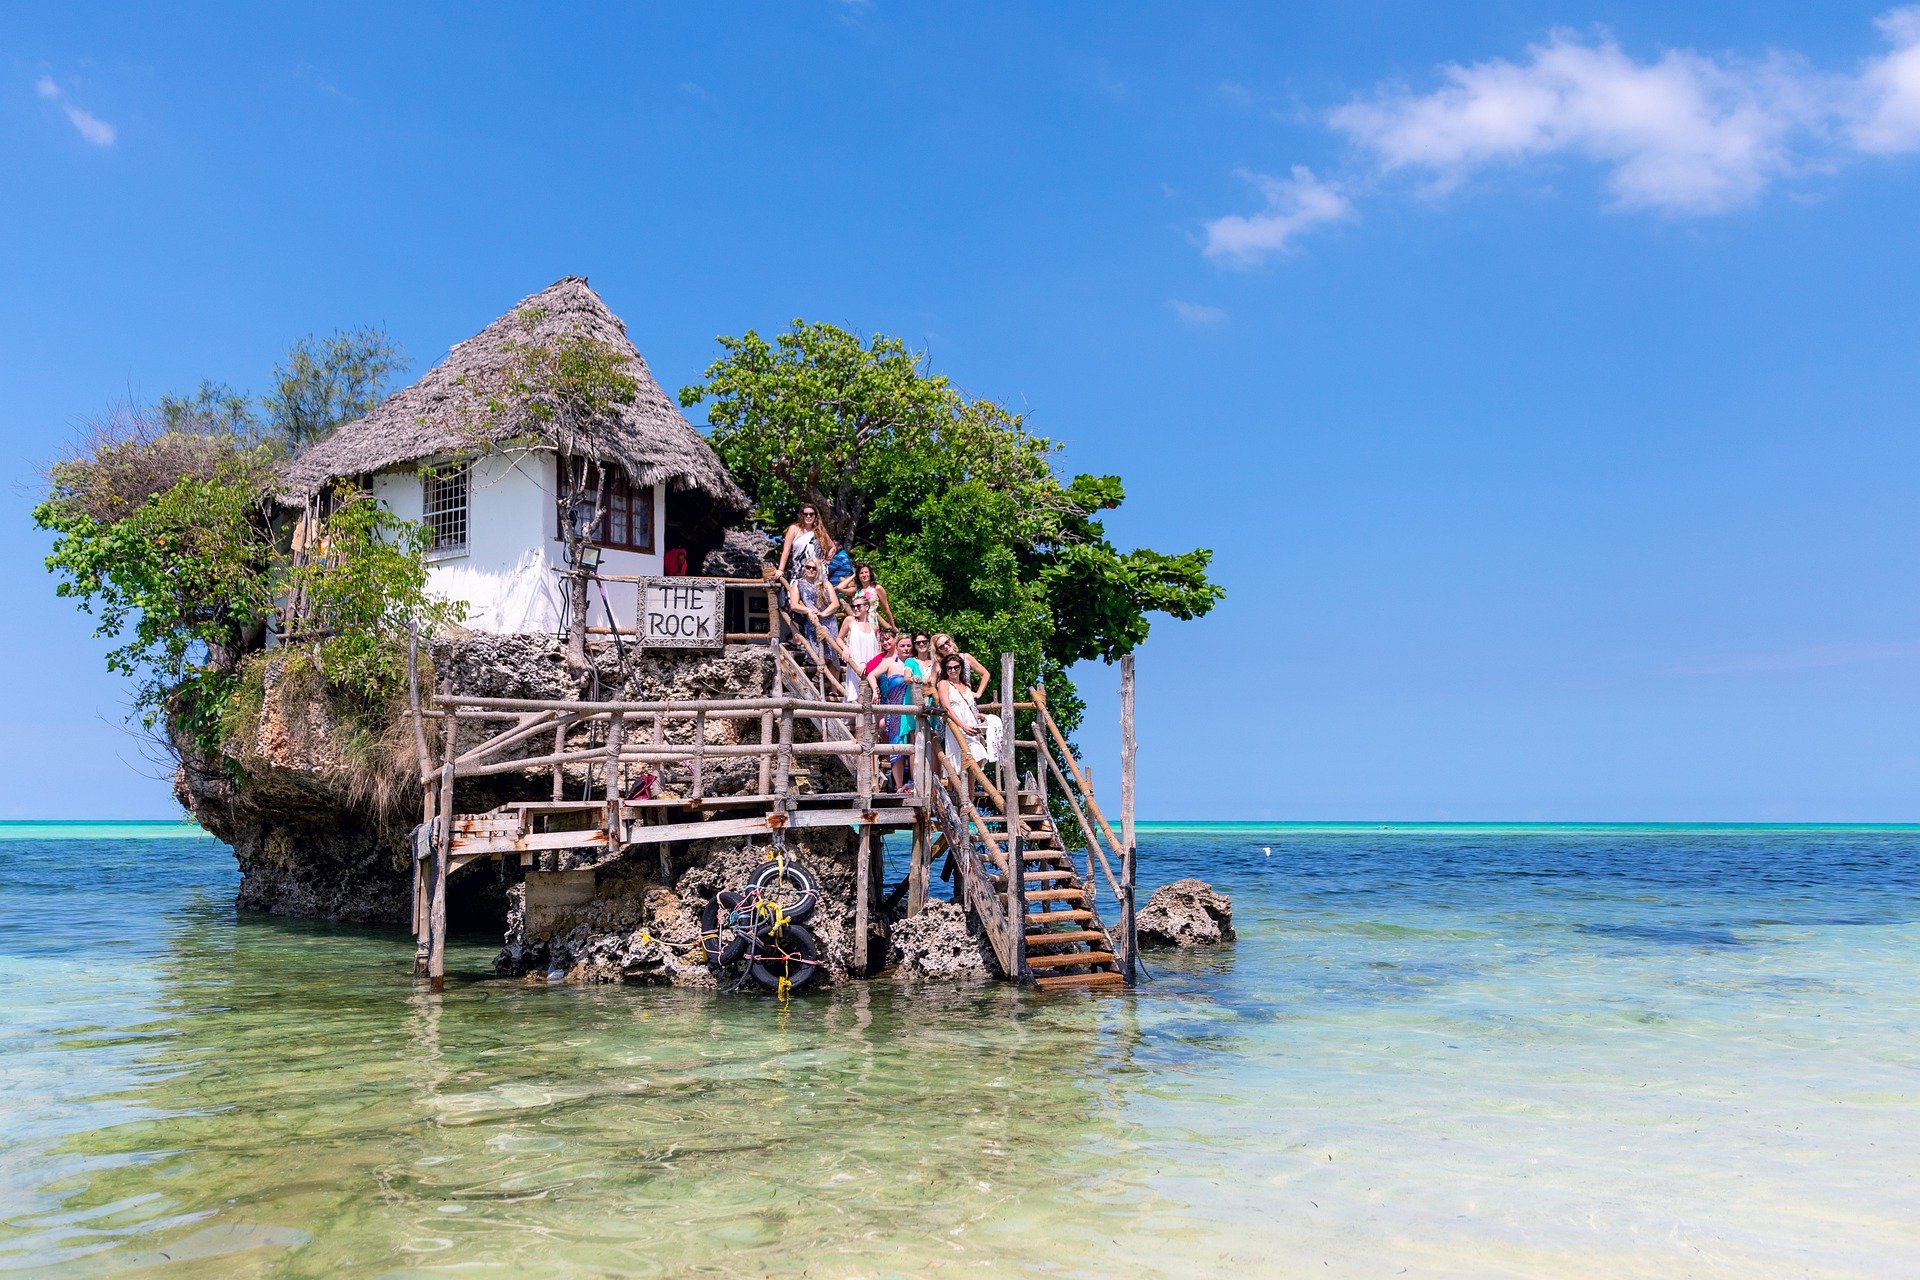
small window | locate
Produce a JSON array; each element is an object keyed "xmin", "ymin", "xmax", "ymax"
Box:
[
  {"xmin": 423, "ymin": 464, "xmax": 469, "ymax": 556},
  {"xmin": 557, "ymin": 463, "xmax": 654, "ymax": 554}
]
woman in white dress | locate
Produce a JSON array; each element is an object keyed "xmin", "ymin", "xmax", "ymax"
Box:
[
  {"xmin": 841, "ymin": 594, "xmax": 882, "ymax": 700},
  {"xmin": 935, "ymin": 653, "xmax": 1000, "ymax": 768}
]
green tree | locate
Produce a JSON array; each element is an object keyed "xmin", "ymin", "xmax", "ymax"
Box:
[
  {"xmin": 263, "ymin": 326, "xmax": 407, "ymax": 448},
  {"xmin": 34, "ymin": 433, "xmax": 281, "ymax": 740},
  {"xmin": 283, "ymin": 485, "xmax": 466, "ymax": 712},
  {"xmin": 680, "ymin": 320, "xmax": 1223, "ymax": 736}
]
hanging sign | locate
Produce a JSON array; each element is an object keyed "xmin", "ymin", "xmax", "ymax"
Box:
[{"xmin": 635, "ymin": 577, "xmax": 726, "ymax": 649}]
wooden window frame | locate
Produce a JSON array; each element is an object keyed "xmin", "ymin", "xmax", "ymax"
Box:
[{"xmin": 557, "ymin": 462, "xmax": 655, "ymax": 555}]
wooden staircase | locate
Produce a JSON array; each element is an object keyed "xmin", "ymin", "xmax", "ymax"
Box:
[
  {"xmin": 924, "ymin": 730, "xmax": 1128, "ymax": 992},
  {"xmin": 1008, "ymin": 791, "xmax": 1127, "ymax": 990},
  {"xmin": 772, "ymin": 596, "xmax": 1135, "ymax": 992}
]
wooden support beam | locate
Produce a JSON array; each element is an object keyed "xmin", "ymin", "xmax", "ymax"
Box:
[
  {"xmin": 1000, "ymin": 652, "xmax": 1027, "ymax": 982},
  {"xmin": 854, "ymin": 823, "xmax": 871, "ymax": 975},
  {"xmin": 758, "ymin": 709, "xmax": 772, "ymax": 795},
  {"xmin": 1120, "ymin": 652, "xmax": 1137, "ymax": 985},
  {"xmin": 430, "ymin": 708, "xmax": 454, "ymax": 992},
  {"xmin": 908, "ymin": 814, "xmax": 930, "ymax": 916}
]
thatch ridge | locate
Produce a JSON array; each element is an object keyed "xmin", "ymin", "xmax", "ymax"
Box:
[{"xmin": 278, "ymin": 276, "xmax": 747, "ymax": 517}]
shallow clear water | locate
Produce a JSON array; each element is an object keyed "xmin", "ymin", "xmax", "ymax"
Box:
[{"xmin": 2, "ymin": 823, "xmax": 1917, "ymax": 1277}]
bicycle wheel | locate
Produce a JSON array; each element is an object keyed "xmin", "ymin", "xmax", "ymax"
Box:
[
  {"xmin": 748, "ymin": 922, "xmax": 821, "ymax": 992},
  {"xmin": 746, "ymin": 857, "xmax": 819, "ymax": 926}
]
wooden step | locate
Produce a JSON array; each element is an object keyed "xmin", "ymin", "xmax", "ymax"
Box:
[
  {"xmin": 1026, "ymin": 908, "xmax": 1094, "ymax": 924},
  {"xmin": 1027, "ymin": 950, "xmax": 1116, "ymax": 970},
  {"xmin": 1026, "ymin": 929, "xmax": 1106, "ymax": 946},
  {"xmin": 1034, "ymin": 971, "xmax": 1129, "ymax": 991},
  {"xmin": 1024, "ymin": 888, "xmax": 1086, "ymax": 904},
  {"xmin": 1022, "ymin": 869, "xmax": 1076, "ymax": 882}
]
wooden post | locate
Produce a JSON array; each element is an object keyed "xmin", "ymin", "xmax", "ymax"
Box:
[
  {"xmin": 550, "ymin": 721, "xmax": 566, "ymax": 802},
  {"xmin": 691, "ymin": 710, "xmax": 707, "ymax": 802},
  {"xmin": 909, "ymin": 815, "xmax": 930, "ymax": 916},
  {"xmin": 1120, "ymin": 653, "xmax": 1137, "ymax": 985},
  {"xmin": 430, "ymin": 708, "xmax": 455, "ymax": 992},
  {"xmin": 999, "ymin": 652, "xmax": 1027, "ymax": 982},
  {"xmin": 768, "ymin": 583, "xmax": 783, "ymax": 697},
  {"xmin": 854, "ymin": 824, "xmax": 871, "ymax": 975},
  {"xmin": 774, "ymin": 705, "xmax": 794, "ymax": 802},
  {"xmin": 758, "ymin": 709, "xmax": 773, "ymax": 795},
  {"xmin": 603, "ymin": 711, "xmax": 625, "ymax": 850},
  {"xmin": 856, "ymin": 680, "xmax": 874, "ymax": 810},
  {"xmin": 908, "ymin": 681, "xmax": 930, "ymax": 915}
]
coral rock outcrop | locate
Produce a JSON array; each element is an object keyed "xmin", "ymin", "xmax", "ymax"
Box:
[{"xmin": 1136, "ymin": 878, "xmax": 1235, "ymax": 948}]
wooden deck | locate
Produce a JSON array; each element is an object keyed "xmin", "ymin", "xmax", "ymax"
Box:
[{"xmin": 406, "ymin": 588, "xmax": 1141, "ymax": 997}]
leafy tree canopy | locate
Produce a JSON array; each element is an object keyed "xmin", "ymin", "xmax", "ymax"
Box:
[
  {"xmin": 680, "ymin": 320, "xmax": 1222, "ymax": 732},
  {"xmin": 34, "ymin": 328, "xmax": 443, "ymax": 761},
  {"xmin": 264, "ymin": 327, "xmax": 407, "ymax": 449}
]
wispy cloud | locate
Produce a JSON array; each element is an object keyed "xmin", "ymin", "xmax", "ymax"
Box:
[
  {"xmin": 1203, "ymin": 7, "xmax": 1920, "ymax": 263},
  {"xmin": 1170, "ymin": 300, "xmax": 1228, "ymax": 325},
  {"xmin": 36, "ymin": 74, "xmax": 115, "ymax": 148},
  {"xmin": 1201, "ymin": 166, "xmax": 1352, "ymax": 265}
]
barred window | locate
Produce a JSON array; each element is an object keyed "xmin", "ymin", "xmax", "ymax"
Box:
[
  {"xmin": 557, "ymin": 463, "xmax": 654, "ymax": 554},
  {"xmin": 423, "ymin": 465, "xmax": 469, "ymax": 555}
]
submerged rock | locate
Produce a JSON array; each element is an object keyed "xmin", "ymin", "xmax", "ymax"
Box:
[
  {"xmin": 887, "ymin": 900, "xmax": 1002, "ymax": 983},
  {"xmin": 1136, "ymin": 878, "xmax": 1235, "ymax": 949},
  {"xmin": 491, "ymin": 830, "xmax": 867, "ymax": 989}
]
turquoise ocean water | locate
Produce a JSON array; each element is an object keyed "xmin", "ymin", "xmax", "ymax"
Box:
[{"xmin": 2, "ymin": 822, "xmax": 1916, "ymax": 1277}]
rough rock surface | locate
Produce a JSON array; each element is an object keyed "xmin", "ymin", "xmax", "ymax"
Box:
[
  {"xmin": 886, "ymin": 900, "xmax": 1002, "ymax": 983},
  {"xmin": 1136, "ymin": 878, "xmax": 1235, "ymax": 949},
  {"xmin": 492, "ymin": 830, "xmax": 872, "ymax": 988},
  {"xmin": 700, "ymin": 528, "xmax": 774, "ymax": 578},
  {"xmin": 174, "ymin": 634, "xmax": 776, "ymax": 935}
]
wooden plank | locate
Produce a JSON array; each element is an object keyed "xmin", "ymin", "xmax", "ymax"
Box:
[
  {"xmin": 1027, "ymin": 951, "xmax": 1116, "ymax": 969},
  {"xmin": 451, "ymin": 828, "xmax": 612, "ymax": 856},
  {"xmin": 1033, "ymin": 971, "xmax": 1127, "ymax": 990},
  {"xmin": 613, "ymin": 807, "xmax": 920, "ymax": 850}
]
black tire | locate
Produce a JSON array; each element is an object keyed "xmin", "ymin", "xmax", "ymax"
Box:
[
  {"xmin": 701, "ymin": 890, "xmax": 749, "ymax": 966},
  {"xmin": 746, "ymin": 858, "xmax": 819, "ymax": 927},
  {"xmin": 748, "ymin": 922, "xmax": 821, "ymax": 993}
]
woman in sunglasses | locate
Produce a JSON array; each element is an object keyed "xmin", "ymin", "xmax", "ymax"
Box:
[{"xmin": 775, "ymin": 503, "xmax": 836, "ymax": 584}]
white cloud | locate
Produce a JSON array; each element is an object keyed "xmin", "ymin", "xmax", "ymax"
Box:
[
  {"xmin": 1330, "ymin": 33, "xmax": 1818, "ymax": 213},
  {"xmin": 1198, "ymin": 7, "xmax": 1920, "ymax": 259},
  {"xmin": 1852, "ymin": 7, "xmax": 1920, "ymax": 152},
  {"xmin": 35, "ymin": 74, "xmax": 116, "ymax": 148},
  {"xmin": 1201, "ymin": 166, "xmax": 1352, "ymax": 265},
  {"xmin": 1170, "ymin": 300, "xmax": 1228, "ymax": 325}
]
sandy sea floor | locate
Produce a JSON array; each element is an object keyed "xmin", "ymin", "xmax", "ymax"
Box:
[{"xmin": 2, "ymin": 823, "xmax": 1917, "ymax": 1277}]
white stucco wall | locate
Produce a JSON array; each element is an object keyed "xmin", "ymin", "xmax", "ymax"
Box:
[{"xmin": 370, "ymin": 452, "xmax": 664, "ymax": 634}]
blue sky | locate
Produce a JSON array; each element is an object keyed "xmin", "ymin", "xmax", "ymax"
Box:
[{"xmin": 4, "ymin": 3, "xmax": 1918, "ymax": 820}]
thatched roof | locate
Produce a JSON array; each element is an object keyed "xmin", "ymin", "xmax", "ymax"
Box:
[{"xmin": 279, "ymin": 277, "xmax": 748, "ymax": 518}]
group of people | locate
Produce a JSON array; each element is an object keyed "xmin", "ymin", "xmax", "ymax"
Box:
[{"xmin": 776, "ymin": 504, "xmax": 1001, "ymax": 787}]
